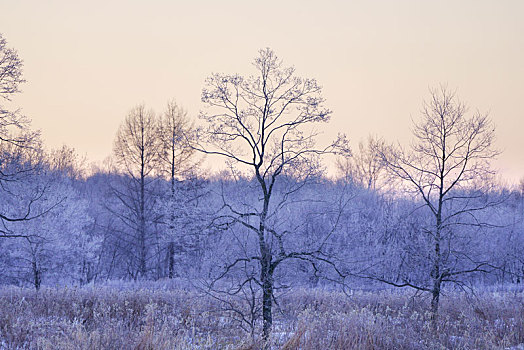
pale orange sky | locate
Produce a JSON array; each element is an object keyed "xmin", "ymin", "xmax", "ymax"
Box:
[{"xmin": 2, "ymin": 0, "xmax": 523, "ymax": 183}]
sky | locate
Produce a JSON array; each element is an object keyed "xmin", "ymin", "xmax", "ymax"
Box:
[{"xmin": 1, "ymin": 0, "xmax": 523, "ymax": 183}]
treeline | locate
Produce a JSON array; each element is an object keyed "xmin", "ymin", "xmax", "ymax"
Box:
[
  {"xmin": 1, "ymin": 150, "xmax": 522, "ymax": 334},
  {"xmin": 1, "ymin": 155, "xmax": 521, "ymax": 287}
]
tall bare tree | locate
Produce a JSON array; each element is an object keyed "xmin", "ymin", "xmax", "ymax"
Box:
[
  {"xmin": 157, "ymin": 101, "xmax": 197, "ymax": 182},
  {"xmin": 197, "ymin": 48, "xmax": 348, "ymax": 341},
  {"xmin": 157, "ymin": 101, "xmax": 199, "ymax": 278},
  {"xmin": 377, "ymin": 86, "xmax": 500, "ymax": 315},
  {"xmin": 112, "ymin": 105, "xmax": 158, "ymax": 278}
]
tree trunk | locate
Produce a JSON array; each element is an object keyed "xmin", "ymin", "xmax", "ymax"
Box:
[
  {"xmin": 259, "ymin": 192, "xmax": 273, "ymax": 344},
  {"xmin": 139, "ymin": 223, "xmax": 146, "ymax": 277},
  {"xmin": 431, "ymin": 215, "xmax": 442, "ymax": 319},
  {"xmin": 430, "ymin": 277, "xmax": 441, "ymax": 317},
  {"xmin": 168, "ymin": 241, "xmax": 175, "ymax": 278},
  {"xmin": 261, "ymin": 259, "xmax": 273, "ymax": 344},
  {"xmin": 138, "ymin": 163, "xmax": 147, "ymax": 278},
  {"xmin": 32, "ymin": 258, "xmax": 41, "ymax": 291},
  {"xmin": 168, "ymin": 170, "xmax": 176, "ymax": 279}
]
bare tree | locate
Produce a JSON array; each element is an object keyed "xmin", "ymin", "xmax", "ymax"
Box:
[
  {"xmin": 337, "ymin": 135, "xmax": 386, "ymax": 190},
  {"xmin": 0, "ymin": 33, "xmax": 38, "ymax": 149},
  {"xmin": 48, "ymin": 145, "xmax": 87, "ymax": 180},
  {"xmin": 157, "ymin": 100, "xmax": 200, "ymax": 278},
  {"xmin": 197, "ymin": 48, "xmax": 348, "ymax": 342},
  {"xmin": 0, "ymin": 33, "xmax": 28, "ymax": 142},
  {"xmin": 4, "ymin": 173, "xmax": 91, "ymax": 290},
  {"xmin": 377, "ymin": 86, "xmax": 500, "ymax": 315},
  {"xmin": 157, "ymin": 101, "xmax": 198, "ymax": 181},
  {"xmin": 0, "ymin": 33, "xmax": 45, "ymax": 238},
  {"xmin": 112, "ymin": 105, "xmax": 159, "ymax": 278}
]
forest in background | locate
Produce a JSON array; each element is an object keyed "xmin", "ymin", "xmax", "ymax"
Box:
[{"xmin": 1, "ymin": 33, "xmax": 524, "ymax": 347}]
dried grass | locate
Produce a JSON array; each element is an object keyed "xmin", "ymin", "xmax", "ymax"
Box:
[{"xmin": 0, "ymin": 285, "xmax": 523, "ymax": 349}]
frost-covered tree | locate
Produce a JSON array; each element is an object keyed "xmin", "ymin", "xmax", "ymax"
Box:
[
  {"xmin": 482, "ymin": 189, "xmax": 524, "ymax": 284},
  {"xmin": 48, "ymin": 144, "xmax": 86, "ymax": 180},
  {"xmin": 0, "ymin": 158, "xmax": 94, "ymax": 289},
  {"xmin": 111, "ymin": 105, "xmax": 160, "ymax": 279},
  {"xmin": 156, "ymin": 100, "xmax": 201, "ymax": 278},
  {"xmin": 81, "ymin": 170, "xmax": 124, "ymax": 281},
  {"xmin": 197, "ymin": 48, "xmax": 349, "ymax": 341},
  {"xmin": 377, "ymin": 86, "xmax": 500, "ymax": 315},
  {"xmin": 0, "ymin": 33, "xmax": 41, "ymax": 236},
  {"xmin": 336, "ymin": 136, "xmax": 386, "ymax": 190},
  {"xmin": 0, "ymin": 33, "xmax": 36, "ymax": 147}
]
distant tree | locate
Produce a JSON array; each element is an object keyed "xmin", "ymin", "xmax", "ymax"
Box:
[
  {"xmin": 80, "ymin": 170, "xmax": 124, "ymax": 281},
  {"xmin": 48, "ymin": 144, "xmax": 87, "ymax": 180},
  {"xmin": 485, "ymin": 187, "xmax": 524, "ymax": 284},
  {"xmin": 377, "ymin": 86, "xmax": 500, "ymax": 316},
  {"xmin": 3, "ymin": 176, "xmax": 93, "ymax": 290},
  {"xmin": 157, "ymin": 101, "xmax": 198, "ymax": 181},
  {"xmin": 336, "ymin": 136, "xmax": 386, "ymax": 190},
  {"xmin": 47, "ymin": 146, "xmax": 100, "ymax": 284},
  {"xmin": 197, "ymin": 48, "xmax": 349, "ymax": 342},
  {"xmin": 156, "ymin": 100, "xmax": 200, "ymax": 278},
  {"xmin": 111, "ymin": 105, "xmax": 159, "ymax": 279}
]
